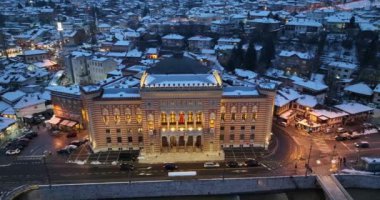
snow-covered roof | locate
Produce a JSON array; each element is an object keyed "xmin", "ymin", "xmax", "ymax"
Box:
[
  {"xmin": 102, "ymin": 88, "xmax": 140, "ymax": 99},
  {"xmin": 222, "ymin": 86, "xmax": 259, "ymax": 97},
  {"xmin": 310, "ymin": 109, "xmax": 348, "ymax": 119},
  {"xmin": 286, "ymin": 19, "xmax": 322, "ymax": 27},
  {"xmin": 293, "ymin": 79, "xmax": 328, "ymax": 92},
  {"xmin": 374, "ymin": 84, "xmax": 380, "ymax": 93},
  {"xmin": 275, "ymin": 88, "xmax": 301, "ymax": 107},
  {"xmin": 279, "ymin": 50, "xmax": 313, "ymax": 60},
  {"xmin": 127, "ymin": 49, "xmax": 142, "ymax": 58},
  {"xmin": 0, "ymin": 101, "xmax": 11, "ymax": 113},
  {"xmin": 250, "ymin": 18, "xmax": 280, "ymax": 24},
  {"xmin": 296, "ymin": 95, "xmax": 318, "ymax": 108},
  {"xmin": 46, "ymin": 85, "xmax": 81, "ymax": 96},
  {"xmin": 328, "ymin": 61, "xmax": 357, "ymax": 70},
  {"xmin": 344, "ymin": 82, "xmax": 373, "ymax": 96},
  {"xmin": 144, "ymin": 74, "xmax": 218, "ymax": 88},
  {"xmin": 249, "ymin": 10, "xmax": 271, "ymax": 17},
  {"xmin": 14, "ymin": 93, "xmax": 46, "ymax": 109},
  {"xmin": 361, "ymin": 157, "xmax": 380, "ymax": 164},
  {"xmin": 217, "ymin": 37, "xmax": 241, "ymax": 43},
  {"xmin": 334, "ymin": 102, "xmax": 374, "ymax": 114},
  {"xmin": 0, "ymin": 117, "xmax": 16, "ymax": 131},
  {"xmin": 234, "ymin": 68, "xmax": 257, "ymax": 79},
  {"xmin": 23, "ymin": 49, "xmax": 48, "ymax": 56},
  {"xmin": 188, "ymin": 36, "xmax": 213, "ymax": 41},
  {"xmin": 162, "ymin": 34, "xmax": 184, "ymax": 40},
  {"xmin": 114, "ymin": 40, "xmax": 130, "ymax": 46},
  {"xmin": 2, "ymin": 90, "xmax": 26, "ymax": 103}
]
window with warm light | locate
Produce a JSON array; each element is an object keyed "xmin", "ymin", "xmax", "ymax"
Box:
[
  {"xmin": 102, "ymin": 108, "xmax": 109, "ymax": 125},
  {"xmin": 179, "ymin": 112, "xmax": 185, "ymax": 125},
  {"xmin": 231, "ymin": 106, "xmax": 237, "ymax": 121},
  {"xmin": 196, "ymin": 112, "xmax": 202, "ymax": 124},
  {"xmin": 148, "ymin": 114, "xmax": 154, "ymax": 130},
  {"xmin": 241, "ymin": 106, "xmax": 247, "ymax": 121},
  {"xmin": 136, "ymin": 108, "xmax": 142, "ymax": 124},
  {"xmin": 209, "ymin": 112, "xmax": 215, "ymax": 128},
  {"xmin": 170, "ymin": 112, "xmax": 176, "ymax": 125},
  {"xmin": 125, "ymin": 108, "xmax": 131, "ymax": 124},
  {"xmin": 161, "ymin": 112, "xmax": 167, "ymax": 125},
  {"xmin": 221, "ymin": 106, "xmax": 226, "ymax": 121},
  {"xmin": 114, "ymin": 108, "xmax": 121, "ymax": 124},
  {"xmin": 188, "ymin": 112, "xmax": 193, "ymax": 123}
]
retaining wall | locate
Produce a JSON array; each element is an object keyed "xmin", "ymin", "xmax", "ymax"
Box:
[{"xmin": 22, "ymin": 176, "xmax": 317, "ymax": 200}]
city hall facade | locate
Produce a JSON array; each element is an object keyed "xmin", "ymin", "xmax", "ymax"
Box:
[{"xmin": 56, "ymin": 56, "xmax": 275, "ymax": 162}]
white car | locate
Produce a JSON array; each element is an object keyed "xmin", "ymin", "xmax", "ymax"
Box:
[
  {"xmin": 204, "ymin": 162, "xmax": 220, "ymax": 168},
  {"xmin": 6, "ymin": 149, "xmax": 21, "ymax": 155}
]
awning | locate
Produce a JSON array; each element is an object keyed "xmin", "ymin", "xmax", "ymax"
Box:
[
  {"xmin": 46, "ymin": 116, "xmax": 61, "ymax": 125},
  {"xmin": 59, "ymin": 120, "xmax": 70, "ymax": 126},
  {"xmin": 66, "ymin": 121, "xmax": 77, "ymax": 127}
]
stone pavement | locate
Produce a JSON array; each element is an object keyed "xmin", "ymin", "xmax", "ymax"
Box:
[{"xmin": 317, "ymin": 175, "xmax": 354, "ymax": 200}]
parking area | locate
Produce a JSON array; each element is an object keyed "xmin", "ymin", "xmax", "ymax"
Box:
[
  {"xmin": 223, "ymin": 147, "xmax": 259, "ymax": 161},
  {"xmin": 67, "ymin": 147, "xmax": 140, "ymax": 165}
]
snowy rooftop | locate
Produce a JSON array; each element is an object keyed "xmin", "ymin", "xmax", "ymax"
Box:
[
  {"xmin": 234, "ymin": 68, "xmax": 257, "ymax": 79},
  {"xmin": 279, "ymin": 50, "xmax": 313, "ymax": 60},
  {"xmin": 361, "ymin": 157, "xmax": 380, "ymax": 164},
  {"xmin": 310, "ymin": 109, "xmax": 348, "ymax": 119},
  {"xmin": 14, "ymin": 93, "xmax": 46, "ymax": 109},
  {"xmin": 23, "ymin": 49, "xmax": 48, "ymax": 56},
  {"xmin": 0, "ymin": 117, "xmax": 16, "ymax": 131},
  {"xmin": 275, "ymin": 88, "xmax": 301, "ymax": 107},
  {"xmin": 102, "ymin": 88, "xmax": 140, "ymax": 99},
  {"xmin": 374, "ymin": 84, "xmax": 380, "ymax": 93},
  {"xmin": 293, "ymin": 79, "xmax": 328, "ymax": 92},
  {"xmin": 46, "ymin": 85, "xmax": 81, "ymax": 96},
  {"xmin": 2, "ymin": 91, "xmax": 26, "ymax": 103},
  {"xmin": 344, "ymin": 82, "xmax": 373, "ymax": 96},
  {"xmin": 218, "ymin": 37, "xmax": 241, "ymax": 43},
  {"xmin": 223, "ymin": 86, "xmax": 259, "ymax": 97},
  {"xmin": 296, "ymin": 95, "xmax": 318, "ymax": 108},
  {"xmin": 114, "ymin": 40, "xmax": 130, "ymax": 46},
  {"xmin": 286, "ymin": 19, "xmax": 322, "ymax": 27},
  {"xmin": 144, "ymin": 74, "xmax": 218, "ymax": 88},
  {"xmin": 188, "ymin": 36, "xmax": 213, "ymax": 41},
  {"xmin": 251, "ymin": 18, "xmax": 280, "ymax": 24},
  {"xmin": 329, "ymin": 61, "xmax": 358, "ymax": 70},
  {"xmin": 162, "ymin": 34, "xmax": 184, "ymax": 40},
  {"xmin": 334, "ymin": 102, "xmax": 374, "ymax": 114}
]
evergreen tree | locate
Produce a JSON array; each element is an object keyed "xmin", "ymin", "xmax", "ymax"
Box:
[
  {"xmin": 243, "ymin": 41, "xmax": 257, "ymax": 71},
  {"xmin": 348, "ymin": 16, "xmax": 355, "ymax": 29},
  {"xmin": 0, "ymin": 14, "xmax": 4, "ymax": 27},
  {"xmin": 260, "ymin": 35, "xmax": 275, "ymax": 67},
  {"xmin": 142, "ymin": 6, "xmax": 150, "ymax": 17}
]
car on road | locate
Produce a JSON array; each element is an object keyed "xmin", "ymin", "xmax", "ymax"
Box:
[
  {"xmin": 57, "ymin": 149, "xmax": 70, "ymax": 155},
  {"xmin": 6, "ymin": 148, "xmax": 21, "ymax": 155},
  {"xmin": 204, "ymin": 161, "xmax": 220, "ymax": 168},
  {"xmin": 244, "ymin": 159, "xmax": 260, "ymax": 167},
  {"xmin": 337, "ymin": 127, "xmax": 346, "ymax": 133},
  {"xmin": 70, "ymin": 140, "xmax": 83, "ymax": 147},
  {"xmin": 348, "ymin": 131, "xmax": 361, "ymax": 140},
  {"xmin": 163, "ymin": 163, "xmax": 178, "ymax": 170},
  {"xmin": 279, "ymin": 122, "xmax": 288, "ymax": 127},
  {"xmin": 120, "ymin": 163, "xmax": 135, "ymax": 171},
  {"xmin": 335, "ymin": 135, "xmax": 347, "ymax": 141},
  {"xmin": 355, "ymin": 141, "xmax": 369, "ymax": 148},
  {"xmin": 226, "ymin": 161, "xmax": 239, "ymax": 168},
  {"xmin": 66, "ymin": 132, "xmax": 77, "ymax": 138},
  {"xmin": 24, "ymin": 131, "xmax": 38, "ymax": 139}
]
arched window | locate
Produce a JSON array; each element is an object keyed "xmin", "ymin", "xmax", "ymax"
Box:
[
  {"xmin": 161, "ymin": 112, "xmax": 167, "ymax": 125},
  {"xmin": 102, "ymin": 108, "xmax": 109, "ymax": 125},
  {"xmin": 179, "ymin": 112, "xmax": 185, "ymax": 125},
  {"xmin": 125, "ymin": 108, "xmax": 131, "ymax": 123},
  {"xmin": 136, "ymin": 108, "xmax": 142, "ymax": 124},
  {"xmin": 231, "ymin": 106, "xmax": 237, "ymax": 121},
  {"xmin": 241, "ymin": 106, "xmax": 247, "ymax": 121},
  {"xmin": 188, "ymin": 112, "xmax": 193, "ymax": 123},
  {"xmin": 114, "ymin": 108, "xmax": 121, "ymax": 124},
  {"xmin": 221, "ymin": 106, "xmax": 226, "ymax": 121},
  {"xmin": 209, "ymin": 112, "xmax": 215, "ymax": 128},
  {"xmin": 252, "ymin": 105, "xmax": 258, "ymax": 121},
  {"xmin": 170, "ymin": 112, "xmax": 176, "ymax": 125},
  {"xmin": 196, "ymin": 112, "xmax": 202, "ymax": 124},
  {"xmin": 148, "ymin": 114, "xmax": 154, "ymax": 130}
]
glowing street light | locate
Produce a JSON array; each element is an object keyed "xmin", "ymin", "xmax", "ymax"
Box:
[{"xmin": 57, "ymin": 22, "xmax": 63, "ymax": 32}]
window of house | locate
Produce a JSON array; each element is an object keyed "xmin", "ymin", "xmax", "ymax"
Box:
[
  {"xmin": 117, "ymin": 137, "xmax": 122, "ymax": 143},
  {"xmin": 138, "ymin": 136, "xmax": 143, "ymax": 143},
  {"xmin": 240, "ymin": 134, "xmax": 244, "ymax": 140},
  {"xmin": 231, "ymin": 106, "xmax": 237, "ymax": 121},
  {"xmin": 230, "ymin": 134, "xmax": 234, "ymax": 140},
  {"xmin": 220, "ymin": 134, "xmax": 224, "ymax": 141},
  {"xmin": 209, "ymin": 112, "xmax": 215, "ymax": 128},
  {"xmin": 188, "ymin": 112, "xmax": 193, "ymax": 123},
  {"xmin": 102, "ymin": 108, "xmax": 109, "ymax": 125},
  {"xmin": 106, "ymin": 137, "xmax": 111, "ymax": 143},
  {"xmin": 136, "ymin": 108, "xmax": 142, "ymax": 123},
  {"xmin": 161, "ymin": 112, "xmax": 167, "ymax": 125},
  {"xmin": 125, "ymin": 108, "xmax": 131, "ymax": 123},
  {"xmin": 128, "ymin": 136, "xmax": 133, "ymax": 143}
]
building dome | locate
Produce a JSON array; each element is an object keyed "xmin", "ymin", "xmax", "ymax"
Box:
[{"xmin": 147, "ymin": 54, "xmax": 211, "ymax": 74}]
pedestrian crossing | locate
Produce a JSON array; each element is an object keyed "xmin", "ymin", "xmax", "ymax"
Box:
[{"xmin": 312, "ymin": 138, "xmax": 331, "ymax": 154}]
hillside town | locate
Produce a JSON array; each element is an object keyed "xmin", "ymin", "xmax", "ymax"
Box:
[{"xmin": 0, "ymin": 0, "xmax": 379, "ymax": 199}]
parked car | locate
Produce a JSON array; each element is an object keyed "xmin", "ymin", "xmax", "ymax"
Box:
[
  {"xmin": 355, "ymin": 141, "xmax": 369, "ymax": 148},
  {"xmin": 204, "ymin": 162, "xmax": 220, "ymax": 168},
  {"xmin": 335, "ymin": 136, "xmax": 347, "ymax": 141},
  {"xmin": 25, "ymin": 131, "xmax": 38, "ymax": 138},
  {"xmin": 226, "ymin": 161, "xmax": 239, "ymax": 168},
  {"xmin": 337, "ymin": 127, "xmax": 346, "ymax": 133},
  {"xmin": 69, "ymin": 140, "xmax": 82, "ymax": 147},
  {"xmin": 163, "ymin": 163, "xmax": 178, "ymax": 170},
  {"xmin": 279, "ymin": 122, "xmax": 288, "ymax": 127},
  {"xmin": 6, "ymin": 148, "xmax": 21, "ymax": 155},
  {"xmin": 57, "ymin": 149, "xmax": 70, "ymax": 155},
  {"xmin": 339, "ymin": 132, "xmax": 350, "ymax": 138},
  {"xmin": 66, "ymin": 132, "xmax": 77, "ymax": 138},
  {"xmin": 244, "ymin": 159, "xmax": 260, "ymax": 167},
  {"xmin": 120, "ymin": 163, "xmax": 135, "ymax": 171},
  {"xmin": 348, "ymin": 131, "xmax": 361, "ymax": 140}
]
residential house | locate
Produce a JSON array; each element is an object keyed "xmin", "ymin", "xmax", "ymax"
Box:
[
  {"xmin": 334, "ymin": 103, "xmax": 374, "ymax": 124},
  {"xmin": 162, "ymin": 34, "xmax": 185, "ymax": 49},
  {"xmin": 188, "ymin": 36, "xmax": 213, "ymax": 52}
]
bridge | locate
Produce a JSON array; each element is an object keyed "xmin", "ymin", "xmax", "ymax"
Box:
[{"xmin": 317, "ymin": 175, "xmax": 354, "ymax": 200}]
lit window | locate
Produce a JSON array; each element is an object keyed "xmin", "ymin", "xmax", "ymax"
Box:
[
  {"xmin": 102, "ymin": 108, "xmax": 109, "ymax": 125},
  {"xmin": 125, "ymin": 108, "xmax": 131, "ymax": 123},
  {"xmin": 114, "ymin": 108, "xmax": 120, "ymax": 124},
  {"xmin": 196, "ymin": 112, "xmax": 202, "ymax": 124},
  {"xmin": 209, "ymin": 112, "xmax": 215, "ymax": 128},
  {"xmin": 231, "ymin": 106, "xmax": 237, "ymax": 121},
  {"xmin": 161, "ymin": 112, "xmax": 167, "ymax": 125},
  {"xmin": 136, "ymin": 108, "xmax": 142, "ymax": 124},
  {"xmin": 188, "ymin": 112, "xmax": 193, "ymax": 123}
]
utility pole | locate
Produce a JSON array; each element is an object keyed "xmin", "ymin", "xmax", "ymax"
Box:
[{"xmin": 43, "ymin": 156, "xmax": 52, "ymax": 189}]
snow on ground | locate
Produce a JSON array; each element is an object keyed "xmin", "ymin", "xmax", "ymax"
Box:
[
  {"xmin": 362, "ymin": 128, "xmax": 378, "ymax": 135},
  {"xmin": 337, "ymin": 0, "xmax": 380, "ymax": 10},
  {"xmin": 341, "ymin": 169, "xmax": 379, "ymax": 175}
]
